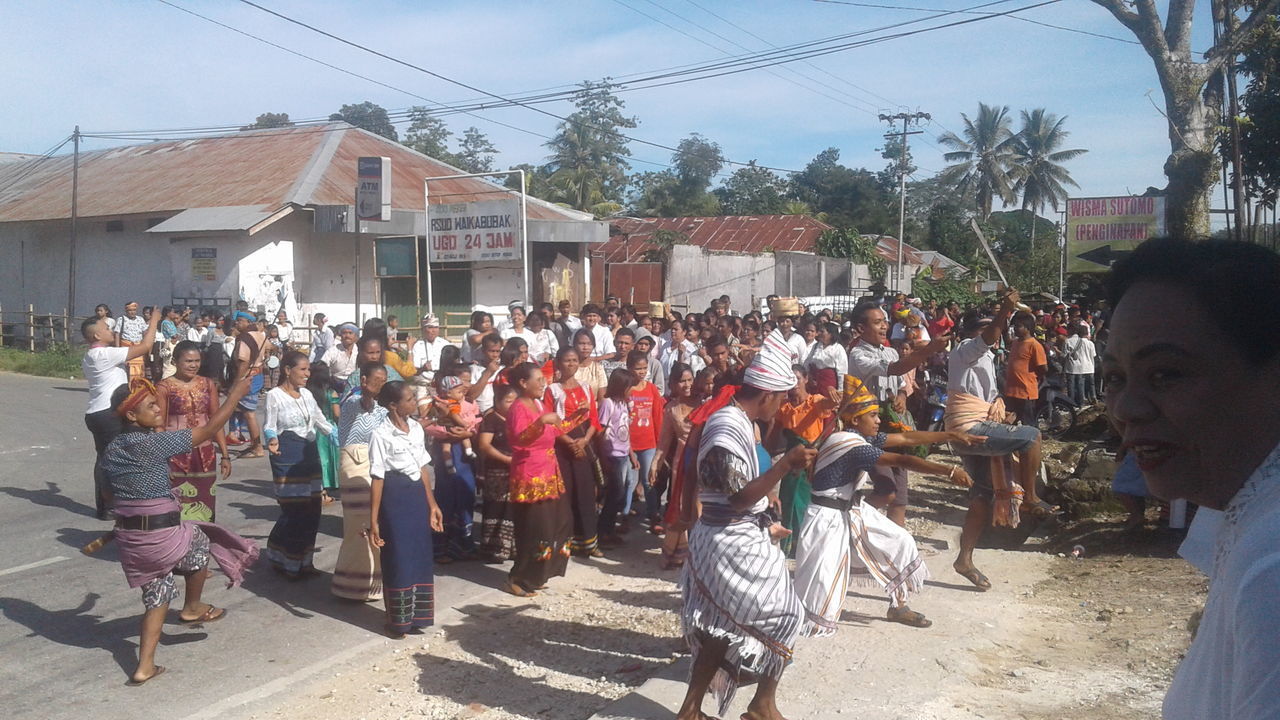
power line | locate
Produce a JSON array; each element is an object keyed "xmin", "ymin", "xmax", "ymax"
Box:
[
  {"xmin": 808, "ymin": 0, "xmax": 1141, "ymax": 45},
  {"xmin": 0, "ymin": 134, "xmax": 75, "ymax": 196}
]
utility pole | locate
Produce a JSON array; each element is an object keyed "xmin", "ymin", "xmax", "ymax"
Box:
[
  {"xmin": 69, "ymin": 126, "xmax": 80, "ymax": 320},
  {"xmin": 879, "ymin": 110, "xmax": 929, "ymax": 292}
]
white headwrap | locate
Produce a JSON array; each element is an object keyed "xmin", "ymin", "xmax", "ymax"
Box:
[{"xmin": 743, "ymin": 329, "xmax": 797, "ymax": 392}]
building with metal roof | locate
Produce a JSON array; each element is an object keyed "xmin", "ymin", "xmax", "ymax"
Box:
[{"xmin": 0, "ymin": 123, "xmax": 605, "ymax": 324}]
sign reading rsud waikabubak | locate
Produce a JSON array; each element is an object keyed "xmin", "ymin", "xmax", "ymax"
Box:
[
  {"xmin": 427, "ymin": 198, "xmax": 522, "ymax": 263},
  {"xmin": 1066, "ymin": 195, "xmax": 1166, "ymax": 273}
]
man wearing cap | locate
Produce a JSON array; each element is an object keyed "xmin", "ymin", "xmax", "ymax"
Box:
[
  {"xmin": 411, "ymin": 314, "xmax": 451, "ymax": 406},
  {"xmin": 945, "ymin": 291, "xmax": 1051, "ymax": 591},
  {"xmin": 848, "ymin": 301, "xmax": 951, "ymax": 526},
  {"xmin": 677, "ymin": 329, "xmax": 816, "ymax": 720},
  {"xmin": 322, "ymin": 323, "xmax": 360, "ymax": 392}
]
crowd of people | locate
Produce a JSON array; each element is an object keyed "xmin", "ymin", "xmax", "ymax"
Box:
[{"xmin": 80, "ymin": 277, "xmax": 1229, "ymax": 718}]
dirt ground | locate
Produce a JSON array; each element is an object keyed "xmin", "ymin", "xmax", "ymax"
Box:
[{"xmin": 258, "ymin": 475, "xmax": 1205, "ymax": 720}]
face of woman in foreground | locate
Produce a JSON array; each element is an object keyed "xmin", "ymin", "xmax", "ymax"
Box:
[{"xmin": 1104, "ymin": 281, "xmax": 1280, "ymax": 509}]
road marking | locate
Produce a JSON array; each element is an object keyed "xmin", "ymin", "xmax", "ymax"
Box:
[{"xmin": 0, "ymin": 556, "xmax": 69, "ymax": 577}]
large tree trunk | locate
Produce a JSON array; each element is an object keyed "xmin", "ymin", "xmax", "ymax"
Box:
[{"xmin": 1092, "ymin": 0, "xmax": 1278, "ymax": 238}]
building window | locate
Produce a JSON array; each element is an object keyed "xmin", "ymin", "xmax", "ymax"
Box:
[{"xmin": 105, "ymin": 220, "xmax": 124, "ymax": 232}]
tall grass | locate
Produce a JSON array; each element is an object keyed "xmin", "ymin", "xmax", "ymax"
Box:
[{"xmin": 0, "ymin": 345, "xmax": 85, "ymax": 379}]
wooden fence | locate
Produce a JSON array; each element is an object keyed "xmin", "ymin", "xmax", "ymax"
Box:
[{"xmin": 0, "ymin": 304, "xmax": 79, "ymax": 351}]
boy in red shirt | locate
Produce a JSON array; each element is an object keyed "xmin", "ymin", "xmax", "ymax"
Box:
[{"xmin": 623, "ymin": 349, "xmax": 665, "ymax": 532}]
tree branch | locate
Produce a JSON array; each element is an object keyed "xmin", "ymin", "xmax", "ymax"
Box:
[
  {"xmin": 1165, "ymin": 0, "xmax": 1197, "ymax": 54},
  {"xmin": 1090, "ymin": 0, "xmax": 1142, "ymax": 35},
  {"xmin": 1205, "ymin": 0, "xmax": 1280, "ymax": 74}
]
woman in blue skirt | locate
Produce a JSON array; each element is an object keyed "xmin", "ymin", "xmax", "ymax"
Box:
[{"xmin": 369, "ymin": 381, "xmax": 444, "ymax": 637}]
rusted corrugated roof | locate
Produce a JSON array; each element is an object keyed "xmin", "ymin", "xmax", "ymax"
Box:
[
  {"xmin": 597, "ymin": 215, "xmax": 833, "ymax": 263},
  {"xmin": 0, "ymin": 124, "xmax": 585, "ymax": 224}
]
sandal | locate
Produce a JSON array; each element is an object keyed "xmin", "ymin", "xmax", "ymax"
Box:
[
  {"xmin": 886, "ymin": 606, "xmax": 933, "ymax": 628},
  {"xmin": 180, "ymin": 605, "xmax": 226, "ymax": 624},
  {"xmin": 505, "ymin": 581, "xmax": 538, "ymax": 598},
  {"xmin": 954, "ymin": 564, "xmax": 992, "ymax": 591},
  {"xmin": 1023, "ymin": 499, "xmax": 1058, "ymax": 519},
  {"xmin": 126, "ymin": 665, "xmax": 167, "ymax": 687}
]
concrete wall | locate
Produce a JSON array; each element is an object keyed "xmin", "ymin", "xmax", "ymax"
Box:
[{"xmin": 664, "ymin": 244, "xmax": 776, "ymax": 312}]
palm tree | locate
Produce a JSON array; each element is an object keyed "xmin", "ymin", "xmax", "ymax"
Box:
[
  {"xmin": 1012, "ymin": 108, "xmax": 1087, "ymax": 250},
  {"xmin": 937, "ymin": 103, "xmax": 1019, "ymax": 220}
]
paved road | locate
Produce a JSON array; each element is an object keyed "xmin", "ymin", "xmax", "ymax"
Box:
[{"xmin": 0, "ymin": 372, "xmax": 501, "ymax": 720}]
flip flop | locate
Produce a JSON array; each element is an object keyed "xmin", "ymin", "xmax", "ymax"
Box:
[
  {"xmin": 886, "ymin": 607, "xmax": 933, "ymax": 628},
  {"xmin": 955, "ymin": 565, "xmax": 992, "ymax": 591},
  {"xmin": 126, "ymin": 665, "xmax": 167, "ymax": 687},
  {"xmin": 506, "ymin": 581, "xmax": 538, "ymax": 598},
  {"xmin": 180, "ymin": 605, "xmax": 226, "ymax": 624},
  {"xmin": 1023, "ymin": 499, "xmax": 1059, "ymax": 518}
]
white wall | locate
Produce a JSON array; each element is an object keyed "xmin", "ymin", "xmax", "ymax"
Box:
[
  {"xmin": 664, "ymin": 244, "xmax": 776, "ymax": 312},
  {"xmin": 295, "ymin": 228, "xmax": 378, "ymax": 326},
  {"xmin": 471, "ymin": 261, "xmax": 524, "ymax": 307}
]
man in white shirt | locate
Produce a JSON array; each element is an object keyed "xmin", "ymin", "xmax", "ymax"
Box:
[
  {"xmin": 1061, "ymin": 323, "xmax": 1097, "ymax": 406},
  {"xmin": 309, "ymin": 313, "xmax": 334, "ymax": 363},
  {"xmin": 581, "ymin": 304, "xmax": 616, "ymax": 359},
  {"xmin": 848, "ymin": 301, "xmax": 950, "ymax": 526},
  {"xmin": 412, "ymin": 313, "xmax": 451, "ymax": 387},
  {"xmin": 468, "ymin": 334, "xmax": 505, "ymax": 413},
  {"xmin": 82, "ymin": 307, "xmax": 160, "ymax": 519},
  {"xmin": 322, "ymin": 323, "xmax": 360, "ymax": 392}
]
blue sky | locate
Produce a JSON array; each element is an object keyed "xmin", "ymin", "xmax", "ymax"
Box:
[{"xmin": 2, "ymin": 0, "xmax": 1219, "ymax": 208}]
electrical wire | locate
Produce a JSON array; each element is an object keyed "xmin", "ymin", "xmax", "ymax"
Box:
[
  {"xmin": 0, "ymin": 134, "xmax": 76, "ymax": 196},
  {"xmin": 808, "ymin": 0, "xmax": 1141, "ymax": 45}
]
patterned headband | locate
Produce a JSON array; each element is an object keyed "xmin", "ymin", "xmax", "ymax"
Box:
[{"xmin": 116, "ymin": 378, "xmax": 157, "ymax": 419}]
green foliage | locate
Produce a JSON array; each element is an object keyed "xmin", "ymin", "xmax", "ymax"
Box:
[
  {"xmin": 641, "ymin": 229, "xmax": 688, "ymax": 261},
  {"xmin": 911, "ymin": 271, "xmax": 980, "ymax": 307},
  {"xmin": 937, "ymin": 103, "xmax": 1019, "ymax": 219},
  {"xmin": 544, "ymin": 80, "xmax": 638, "ymax": 209},
  {"xmin": 631, "ymin": 134, "xmax": 724, "ymax": 217},
  {"xmin": 0, "ymin": 345, "xmax": 84, "ymax": 378},
  {"xmin": 330, "ymin": 101, "xmax": 398, "ymax": 141},
  {"xmin": 715, "ymin": 162, "xmax": 791, "ymax": 215},
  {"xmin": 791, "ymin": 148, "xmax": 896, "ymax": 231},
  {"xmin": 815, "ymin": 228, "xmax": 887, "ymax": 279},
  {"xmin": 1012, "ymin": 108, "xmax": 1086, "ymax": 216},
  {"xmin": 504, "ymin": 163, "xmax": 555, "ymax": 200},
  {"xmin": 241, "ymin": 112, "xmax": 294, "ymax": 130},
  {"xmin": 1240, "ymin": 13, "xmax": 1280, "ymax": 207},
  {"xmin": 454, "ymin": 127, "xmax": 498, "ymax": 174},
  {"xmin": 403, "ymin": 111, "xmax": 499, "ymax": 174}
]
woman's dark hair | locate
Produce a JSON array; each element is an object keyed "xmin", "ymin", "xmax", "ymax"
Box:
[
  {"xmin": 377, "ymin": 380, "xmax": 410, "ymax": 409},
  {"xmin": 615, "ymin": 327, "xmax": 636, "ymax": 341},
  {"xmin": 668, "ymin": 362, "xmax": 694, "ymax": 399},
  {"xmin": 172, "ymin": 340, "xmax": 202, "ymax": 363},
  {"xmin": 492, "ymin": 383, "xmax": 519, "ymax": 405},
  {"xmin": 605, "ymin": 368, "xmax": 639, "ymax": 401},
  {"xmin": 821, "ymin": 322, "xmax": 840, "ymax": 342},
  {"xmin": 1106, "ymin": 237, "xmax": 1280, "ymax": 364},
  {"xmin": 527, "ymin": 309, "xmax": 547, "ymax": 327},
  {"xmin": 306, "ymin": 361, "xmax": 332, "ymax": 408},
  {"xmin": 499, "ymin": 343, "xmax": 524, "ymax": 368},
  {"xmin": 282, "ymin": 350, "xmax": 309, "ymax": 370},
  {"xmin": 502, "ymin": 337, "xmax": 528, "ymax": 355},
  {"xmin": 439, "ymin": 344, "xmax": 462, "ymax": 369},
  {"xmin": 572, "ymin": 328, "xmax": 596, "ymax": 347},
  {"xmin": 361, "ymin": 318, "xmax": 390, "ymax": 350},
  {"xmin": 359, "ymin": 361, "xmax": 387, "ymax": 380},
  {"xmin": 469, "ymin": 310, "xmax": 493, "ymax": 330},
  {"xmin": 507, "ymin": 361, "xmax": 542, "ymax": 389},
  {"xmin": 555, "ymin": 345, "xmax": 580, "ymax": 363},
  {"xmin": 357, "ymin": 335, "xmax": 383, "ymax": 354},
  {"xmin": 791, "ymin": 363, "xmax": 809, "ymax": 378},
  {"xmin": 625, "ymin": 349, "xmax": 649, "ymax": 369},
  {"xmin": 95, "ymin": 303, "xmax": 112, "ymax": 316}
]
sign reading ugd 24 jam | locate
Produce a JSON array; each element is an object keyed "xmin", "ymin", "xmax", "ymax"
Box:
[
  {"xmin": 1066, "ymin": 195, "xmax": 1165, "ymax": 273},
  {"xmin": 428, "ymin": 199, "xmax": 522, "ymax": 263}
]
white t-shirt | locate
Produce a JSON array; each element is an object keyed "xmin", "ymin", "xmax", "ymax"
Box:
[
  {"xmin": 587, "ymin": 324, "xmax": 616, "ymax": 357},
  {"xmin": 83, "ymin": 346, "xmax": 130, "ymax": 414},
  {"xmin": 947, "ymin": 336, "xmax": 999, "ymax": 403},
  {"xmin": 1062, "ymin": 336, "xmax": 1097, "ymax": 375},
  {"xmin": 411, "ymin": 336, "xmax": 453, "ymax": 382},
  {"xmin": 781, "ymin": 331, "xmax": 808, "ymax": 364},
  {"xmin": 500, "ymin": 326, "xmax": 538, "ymax": 349}
]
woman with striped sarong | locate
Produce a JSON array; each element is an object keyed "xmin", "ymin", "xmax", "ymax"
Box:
[
  {"xmin": 263, "ymin": 351, "xmax": 337, "ymax": 579},
  {"xmin": 677, "ymin": 330, "xmax": 817, "ymax": 720},
  {"xmin": 331, "ymin": 363, "xmax": 389, "ymax": 601}
]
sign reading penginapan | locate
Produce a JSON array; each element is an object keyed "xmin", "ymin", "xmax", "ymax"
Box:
[
  {"xmin": 1066, "ymin": 195, "xmax": 1165, "ymax": 272},
  {"xmin": 427, "ymin": 199, "xmax": 522, "ymax": 263}
]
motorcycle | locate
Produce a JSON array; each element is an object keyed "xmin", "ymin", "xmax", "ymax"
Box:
[
  {"xmin": 925, "ymin": 374, "xmax": 948, "ymax": 433},
  {"xmin": 1034, "ymin": 374, "xmax": 1077, "ymax": 439}
]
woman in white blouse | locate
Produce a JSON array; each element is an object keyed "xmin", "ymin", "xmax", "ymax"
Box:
[
  {"xmin": 263, "ymin": 350, "xmax": 336, "ymax": 578},
  {"xmin": 368, "ymin": 380, "xmax": 444, "ymax": 638},
  {"xmin": 524, "ymin": 310, "xmax": 560, "ymax": 365},
  {"xmin": 805, "ymin": 322, "xmax": 849, "ymax": 396}
]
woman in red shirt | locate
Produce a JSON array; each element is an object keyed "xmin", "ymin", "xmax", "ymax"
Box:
[
  {"xmin": 622, "ymin": 349, "xmax": 665, "ymax": 533},
  {"xmin": 545, "ymin": 346, "xmax": 603, "ymax": 557}
]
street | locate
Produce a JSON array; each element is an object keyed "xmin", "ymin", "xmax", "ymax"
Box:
[{"xmin": 0, "ymin": 372, "xmax": 504, "ymax": 720}]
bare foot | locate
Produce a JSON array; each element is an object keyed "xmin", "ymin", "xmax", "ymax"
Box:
[{"xmin": 127, "ymin": 665, "xmax": 166, "ymax": 686}]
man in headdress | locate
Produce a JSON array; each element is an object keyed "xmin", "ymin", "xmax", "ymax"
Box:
[
  {"xmin": 676, "ymin": 329, "xmax": 816, "ymax": 720},
  {"xmin": 794, "ymin": 378, "xmax": 978, "ymax": 633}
]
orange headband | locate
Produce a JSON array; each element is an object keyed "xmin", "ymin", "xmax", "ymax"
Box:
[{"xmin": 116, "ymin": 378, "xmax": 157, "ymax": 419}]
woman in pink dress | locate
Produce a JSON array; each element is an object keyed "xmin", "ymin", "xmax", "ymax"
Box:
[
  {"xmin": 504, "ymin": 362, "xmax": 588, "ymax": 597},
  {"xmin": 157, "ymin": 341, "xmax": 230, "ymax": 522}
]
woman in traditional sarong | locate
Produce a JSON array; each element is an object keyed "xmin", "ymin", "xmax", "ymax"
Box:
[
  {"xmin": 796, "ymin": 379, "xmax": 979, "ymax": 631},
  {"xmin": 652, "ymin": 362, "xmax": 697, "ymax": 569},
  {"xmin": 546, "ymin": 346, "xmax": 603, "ymax": 557},
  {"xmin": 476, "ymin": 384, "xmax": 518, "ymax": 562},
  {"xmin": 505, "ymin": 362, "xmax": 588, "ymax": 596},
  {"xmin": 677, "ymin": 330, "xmax": 817, "ymax": 720},
  {"xmin": 157, "ymin": 341, "xmax": 230, "ymax": 522},
  {"xmin": 369, "ymin": 381, "xmax": 444, "ymax": 637},
  {"xmin": 263, "ymin": 351, "xmax": 337, "ymax": 578},
  {"xmin": 331, "ymin": 363, "xmax": 389, "ymax": 601},
  {"xmin": 771, "ymin": 365, "xmax": 841, "ymax": 556},
  {"xmin": 804, "ymin": 321, "xmax": 847, "ymax": 397},
  {"xmin": 100, "ymin": 373, "xmax": 258, "ymax": 685}
]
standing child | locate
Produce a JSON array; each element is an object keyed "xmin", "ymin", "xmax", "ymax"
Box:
[
  {"xmin": 307, "ymin": 361, "xmax": 341, "ymax": 504},
  {"xmin": 476, "ymin": 385, "xmax": 518, "ymax": 562},
  {"xmin": 597, "ymin": 369, "xmax": 640, "ymax": 544},
  {"xmin": 624, "ymin": 350, "xmax": 665, "ymax": 532}
]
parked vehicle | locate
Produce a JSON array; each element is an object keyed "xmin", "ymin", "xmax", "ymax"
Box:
[{"xmin": 1035, "ymin": 374, "xmax": 1077, "ymax": 439}]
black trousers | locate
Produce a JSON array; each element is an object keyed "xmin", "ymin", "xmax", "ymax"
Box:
[{"xmin": 84, "ymin": 409, "xmax": 121, "ymax": 519}]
